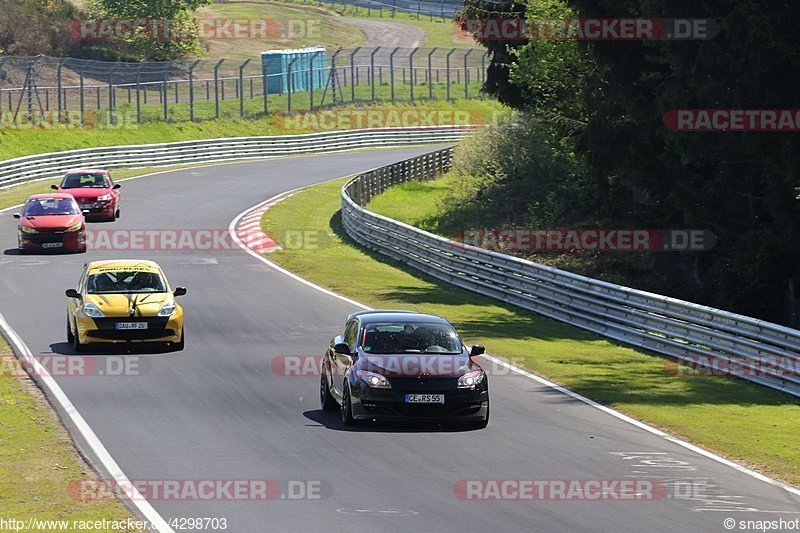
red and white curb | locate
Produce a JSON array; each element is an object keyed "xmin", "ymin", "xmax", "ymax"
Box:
[{"xmin": 234, "ymin": 193, "xmax": 296, "ymax": 253}]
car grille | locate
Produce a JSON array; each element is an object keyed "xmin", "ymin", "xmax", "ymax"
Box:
[
  {"xmin": 24, "ymin": 232, "xmax": 66, "ymax": 243},
  {"xmin": 87, "ymin": 317, "xmax": 171, "ymax": 340}
]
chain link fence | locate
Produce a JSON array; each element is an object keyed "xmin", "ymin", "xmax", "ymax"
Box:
[{"xmin": 0, "ymin": 48, "xmax": 487, "ymax": 127}]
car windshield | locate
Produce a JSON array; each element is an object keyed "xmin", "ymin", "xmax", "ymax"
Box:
[
  {"xmin": 87, "ymin": 270, "xmax": 168, "ymax": 294},
  {"xmin": 361, "ymin": 322, "xmax": 463, "ymax": 354},
  {"xmin": 23, "ymin": 198, "xmax": 80, "ymax": 216},
  {"xmin": 62, "ymin": 173, "xmax": 108, "ymax": 188}
]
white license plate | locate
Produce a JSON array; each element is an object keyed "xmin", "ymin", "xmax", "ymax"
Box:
[
  {"xmin": 41, "ymin": 242, "xmax": 63, "ymax": 249},
  {"xmin": 116, "ymin": 322, "xmax": 148, "ymax": 330},
  {"xmin": 405, "ymin": 394, "xmax": 445, "ymax": 404}
]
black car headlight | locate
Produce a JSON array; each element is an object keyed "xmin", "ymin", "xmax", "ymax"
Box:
[
  {"xmin": 357, "ymin": 370, "xmax": 392, "ymax": 389},
  {"xmin": 458, "ymin": 370, "xmax": 486, "ymax": 388}
]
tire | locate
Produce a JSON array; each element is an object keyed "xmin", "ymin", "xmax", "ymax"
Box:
[
  {"xmin": 18, "ymin": 247, "xmax": 26, "ymax": 255},
  {"xmin": 172, "ymin": 328, "xmax": 185, "ymax": 351},
  {"xmin": 341, "ymin": 381, "xmax": 356, "ymax": 426},
  {"xmin": 72, "ymin": 325, "xmax": 85, "ymax": 352},
  {"xmin": 66, "ymin": 318, "xmax": 74, "ymax": 343},
  {"xmin": 115, "ymin": 206, "xmax": 120, "ymax": 219},
  {"xmin": 320, "ymin": 371, "xmax": 338, "ymax": 412}
]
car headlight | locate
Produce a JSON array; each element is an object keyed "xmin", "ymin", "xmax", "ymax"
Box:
[
  {"xmin": 158, "ymin": 300, "xmax": 176, "ymax": 317},
  {"xmin": 20, "ymin": 226, "xmax": 38, "ymax": 234},
  {"xmin": 358, "ymin": 370, "xmax": 391, "ymax": 389},
  {"xmin": 458, "ymin": 370, "xmax": 486, "ymax": 388},
  {"xmin": 83, "ymin": 302, "xmax": 105, "ymax": 318},
  {"xmin": 97, "ymin": 194, "xmax": 111, "ymax": 201},
  {"xmin": 66, "ymin": 223, "xmax": 83, "ymax": 232}
]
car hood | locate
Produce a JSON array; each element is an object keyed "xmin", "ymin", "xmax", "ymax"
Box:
[
  {"xmin": 84, "ymin": 293, "xmax": 171, "ymax": 317},
  {"xmin": 358, "ymin": 352, "xmax": 474, "ymax": 377},
  {"xmin": 22, "ymin": 214, "xmax": 82, "ymax": 231},
  {"xmin": 61, "ymin": 187, "xmax": 110, "ymax": 198}
]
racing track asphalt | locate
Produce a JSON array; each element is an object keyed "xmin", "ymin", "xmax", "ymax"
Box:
[{"xmin": 1, "ymin": 146, "xmax": 799, "ymax": 532}]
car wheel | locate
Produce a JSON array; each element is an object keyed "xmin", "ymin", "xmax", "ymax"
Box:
[
  {"xmin": 341, "ymin": 381, "xmax": 356, "ymax": 426},
  {"xmin": 72, "ymin": 325, "xmax": 85, "ymax": 352},
  {"xmin": 115, "ymin": 206, "xmax": 120, "ymax": 219},
  {"xmin": 172, "ymin": 328, "xmax": 185, "ymax": 351},
  {"xmin": 18, "ymin": 247, "xmax": 26, "ymax": 255},
  {"xmin": 66, "ymin": 318, "xmax": 74, "ymax": 343},
  {"xmin": 320, "ymin": 371, "xmax": 338, "ymax": 412}
]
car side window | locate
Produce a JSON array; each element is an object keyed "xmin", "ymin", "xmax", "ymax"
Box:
[{"xmin": 343, "ymin": 320, "xmax": 358, "ymax": 348}]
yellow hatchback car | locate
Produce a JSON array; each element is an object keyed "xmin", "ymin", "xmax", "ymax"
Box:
[{"xmin": 66, "ymin": 260, "xmax": 186, "ymax": 351}]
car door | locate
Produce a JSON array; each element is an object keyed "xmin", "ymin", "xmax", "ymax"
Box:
[
  {"xmin": 68, "ymin": 265, "xmax": 88, "ymax": 330},
  {"xmin": 330, "ymin": 319, "xmax": 359, "ymax": 399}
]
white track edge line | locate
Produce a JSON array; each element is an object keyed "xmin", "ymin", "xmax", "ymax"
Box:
[
  {"xmin": 229, "ymin": 185, "xmax": 800, "ymax": 500},
  {"xmin": 0, "ymin": 311, "xmax": 174, "ymax": 532}
]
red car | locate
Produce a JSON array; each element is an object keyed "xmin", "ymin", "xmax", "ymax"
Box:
[
  {"xmin": 53, "ymin": 169, "xmax": 121, "ymax": 221},
  {"xmin": 14, "ymin": 194, "xmax": 87, "ymax": 253}
]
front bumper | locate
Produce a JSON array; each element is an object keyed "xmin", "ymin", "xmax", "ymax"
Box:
[
  {"xmin": 80, "ymin": 201, "xmax": 114, "ymax": 218},
  {"xmin": 349, "ymin": 378, "xmax": 489, "ymax": 423},
  {"xmin": 74, "ymin": 310, "xmax": 183, "ymax": 344},
  {"xmin": 19, "ymin": 230, "xmax": 85, "ymax": 252}
]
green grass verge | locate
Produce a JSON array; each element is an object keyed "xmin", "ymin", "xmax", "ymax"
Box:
[
  {"xmin": 0, "ymin": 342, "xmax": 137, "ymax": 525},
  {"xmin": 0, "ymin": 99, "xmax": 500, "ymax": 161},
  {"xmin": 198, "ymin": 1, "xmax": 368, "ymax": 59},
  {"xmin": 261, "ymin": 176, "xmax": 800, "ymax": 487}
]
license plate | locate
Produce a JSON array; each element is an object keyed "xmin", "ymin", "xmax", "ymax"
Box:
[
  {"xmin": 41, "ymin": 242, "xmax": 63, "ymax": 249},
  {"xmin": 405, "ymin": 394, "xmax": 445, "ymax": 404},
  {"xmin": 116, "ymin": 322, "xmax": 148, "ymax": 330}
]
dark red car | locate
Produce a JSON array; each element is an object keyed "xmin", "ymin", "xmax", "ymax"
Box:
[
  {"xmin": 53, "ymin": 169, "xmax": 121, "ymax": 221},
  {"xmin": 14, "ymin": 194, "xmax": 87, "ymax": 253}
]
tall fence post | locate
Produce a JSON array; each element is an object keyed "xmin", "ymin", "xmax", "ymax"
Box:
[
  {"xmin": 389, "ymin": 47, "xmax": 399, "ymax": 103},
  {"xmin": 480, "ymin": 51, "xmax": 487, "ymax": 97},
  {"xmin": 135, "ymin": 65, "xmax": 142, "ymax": 124},
  {"xmin": 262, "ymin": 60, "xmax": 269, "ymax": 114},
  {"xmin": 79, "ymin": 70, "xmax": 85, "ymax": 126},
  {"xmin": 309, "ymin": 50, "xmax": 323, "ymax": 111},
  {"xmin": 350, "ymin": 47, "xmax": 360, "ymax": 103},
  {"xmin": 188, "ymin": 60, "xmax": 200, "ymax": 121},
  {"xmin": 463, "ymin": 49, "xmax": 474, "ymax": 99},
  {"xmin": 427, "ymin": 47, "xmax": 438, "ymax": 100},
  {"xmin": 214, "ymin": 59, "xmax": 224, "ymax": 119},
  {"xmin": 287, "ymin": 57, "xmax": 300, "ymax": 113},
  {"xmin": 366, "ymin": 47, "xmax": 380, "ymax": 102},
  {"xmin": 162, "ymin": 69, "xmax": 168, "ymax": 121},
  {"xmin": 56, "ymin": 60, "xmax": 63, "ymax": 122},
  {"xmin": 446, "ymin": 48, "xmax": 456, "ymax": 101},
  {"xmin": 408, "ymin": 48, "xmax": 420, "ymax": 103},
  {"xmin": 239, "ymin": 59, "xmax": 251, "ymax": 117},
  {"xmin": 108, "ymin": 65, "xmax": 118, "ymax": 125}
]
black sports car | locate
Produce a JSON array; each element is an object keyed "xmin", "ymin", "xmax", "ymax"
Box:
[{"xmin": 320, "ymin": 310, "xmax": 489, "ymax": 428}]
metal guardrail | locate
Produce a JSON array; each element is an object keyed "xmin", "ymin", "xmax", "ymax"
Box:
[
  {"xmin": 0, "ymin": 126, "xmax": 473, "ymax": 189},
  {"xmin": 341, "ymin": 147, "xmax": 800, "ymax": 398}
]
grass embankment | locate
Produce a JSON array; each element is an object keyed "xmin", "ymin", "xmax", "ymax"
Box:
[
  {"xmin": 0, "ymin": 338, "xmax": 138, "ymax": 525},
  {"xmin": 0, "ymin": 99, "xmax": 501, "ymax": 161},
  {"xmin": 260, "ymin": 176, "xmax": 800, "ymax": 487}
]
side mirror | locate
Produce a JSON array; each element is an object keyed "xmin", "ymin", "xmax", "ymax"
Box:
[
  {"xmin": 113, "ymin": 184, "xmax": 121, "ymax": 189},
  {"xmin": 51, "ymin": 184, "xmax": 59, "ymax": 190},
  {"xmin": 65, "ymin": 289, "xmax": 80, "ymax": 299},
  {"xmin": 333, "ymin": 342, "xmax": 351, "ymax": 356},
  {"xmin": 470, "ymin": 344, "xmax": 485, "ymax": 357},
  {"xmin": 173, "ymin": 287, "xmax": 187, "ymax": 297},
  {"xmin": 12, "ymin": 213, "xmax": 21, "ymax": 219}
]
